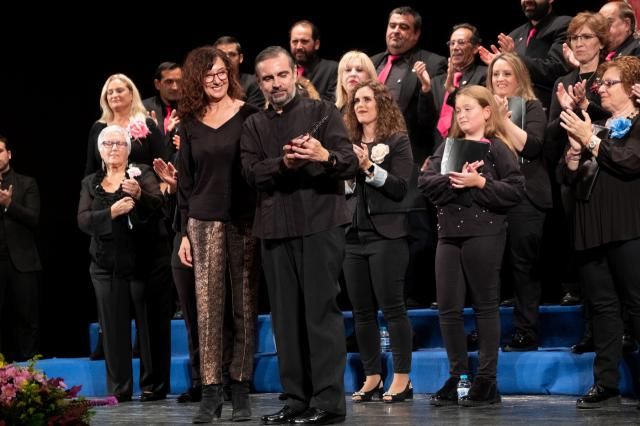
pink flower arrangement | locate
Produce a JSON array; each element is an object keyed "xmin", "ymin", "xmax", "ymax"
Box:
[
  {"xmin": 127, "ymin": 118, "xmax": 151, "ymax": 142},
  {"xmin": 0, "ymin": 354, "xmax": 94, "ymax": 425}
]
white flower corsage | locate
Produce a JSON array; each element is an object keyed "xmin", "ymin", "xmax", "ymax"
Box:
[
  {"xmin": 127, "ymin": 119, "xmax": 150, "ymax": 142},
  {"xmin": 127, "ymin": 164, "xmax": 142, "ymax": 179},
  {"xmin": 370, "ymin": 143, "xmax": 390, "ymax": 164}
]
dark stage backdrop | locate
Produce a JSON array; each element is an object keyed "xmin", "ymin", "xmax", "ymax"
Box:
[{"xmin": 0, "ymin": 0, "xmax": 604, "ymax": 357}]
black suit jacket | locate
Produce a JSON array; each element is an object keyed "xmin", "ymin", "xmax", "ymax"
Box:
[
  {"xmin": 509, "ymin": 13, "xmax": 571, "ymax": 110},
  {"xmin": 423, "ymin": 63, "xmax": 488, "ymax": 148},
  {"xmin": 143, "ymin": 95, "xmax": 171, "ymax": 136},
  {"xmin": 611, "ymin": 35, "xmax": 640, "ymax": 59},
  {"xmin": 304, "ymin": 57, "xmax": 338, "ymax": 103},
  {"xmin": 347, "ymin": 133, "xmax": 414, "ymax": 239},
  {"xmin": 0, "ymin": 169, "xmax": 41, "ymax": 272},
  {"xmin": 371, "ymin": 48, "xmax": 447, "ymax": 163},
  {"xmin": 240, "ymin": 73, "xmax": 265, "ymax": 108}
]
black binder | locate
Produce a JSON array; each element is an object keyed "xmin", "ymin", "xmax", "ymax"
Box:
[
  {"xmin": 508, "ymin": 96, "xmax": 527, "ymax": 129},
  {"xmin": 440, "ymin": 137, "xmax": 490, "ymax": 175},
  {"xmin": 440, "ymin": 138, "xmax": 491, "ymax": 207}
]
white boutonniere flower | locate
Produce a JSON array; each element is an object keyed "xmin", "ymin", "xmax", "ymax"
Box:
[
  {"xmin": 370, "ymin": 143, "xmax": 390, "ymax": 164},
  {"xmin": 127, "ymin": 164, "xmax": 142, "ymax": 179}
]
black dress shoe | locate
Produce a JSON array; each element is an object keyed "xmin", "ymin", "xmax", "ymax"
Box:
[
  {"xmin": 560, "ymin": 292, "xmax": 581, "ymax": 306},
  {"xmin": 291, "ymin": 408, "xmax": 345, "ymax": 425},
  {"xmin": 458, "ymin": 376, "xmax": 501, "ymax": 407},
  {"xmin": 570, "ymin": 335, "xmax": 594, "ymax": 354},
  {"xmin": 503, "ymin": 332, "xmax": 538, "ymax": 352},
  {"xmin": 140, "ymin": 391, "xmax": 167, "ymax": 402},
  {"xmin": 177, "ymin": 386, "xmax": 202, "ymax": 403},
  {"xmin": 114, "ymin": 394, "xmax": 132, "ymax": 403},
  {"xmin": 500, "ymin": 298, "xmax": 515, "ymax": 307},
  {"xmin": 576, "ymin": 384, "xmax": 620, "ymax": 408},
  {"xmin": 261, "ymin": 405, "xmax": 306, "ymax": 425},
  {"xmin": 430, "ymin": 376, "xmax": 459, "ymax": 406}
]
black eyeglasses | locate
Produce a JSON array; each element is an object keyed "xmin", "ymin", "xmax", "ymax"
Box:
[
  {"xmin": 101, "ymin": 141, "xmax": 128, "ymax": 148},
  {"xmin": 567, "ymin": 34, "xmax": 597, "ymax": 43},
  {"xmin": 204, "ymin": 69, "xmax": 228, "ymax": 83},
  {"xmin": 593, "ymin": 78, "xmax": 623, "ymax": 90},
  {"xmin": 446, "ymin": 39, "xmax": 472, "ymax": 47}
]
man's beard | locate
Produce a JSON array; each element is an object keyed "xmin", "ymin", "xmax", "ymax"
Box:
[{"xmin": 523, "ymin": 1, "xmax": 550, "ymax": 21}]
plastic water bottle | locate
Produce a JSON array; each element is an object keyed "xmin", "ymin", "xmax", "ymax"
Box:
[
  {"xmin": 457, "ymin": 374, "xmax": 471, "ymax": 399},
  {"xmin": 380, "ymin": 326, "xmax": 391, "ymax": 352}
]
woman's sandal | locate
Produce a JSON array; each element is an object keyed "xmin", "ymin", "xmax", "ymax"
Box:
[
  {"xmin": 352, "ymin": 378, "xmax": 384, "ymax": 402},
  {"xmin": 383, "ymin": 380, "xmax": 413, "ymax": 403}
]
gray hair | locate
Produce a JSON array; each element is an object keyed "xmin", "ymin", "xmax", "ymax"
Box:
[{"xmin": 97, "ymin": 125, "xmax": 131, "ymax": 154}]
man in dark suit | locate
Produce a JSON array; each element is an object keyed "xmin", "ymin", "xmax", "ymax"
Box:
[
  {"xmin": 479, "ymin": 0, "xmax": 570, "ymax": 111},
  {"xmin": 371, "ymin": 6, "xmax": 447, "ymax": 163},
  {"xmin": 214, "ymin": 36, "xmax": 266, "ymax": 108},
  {"xmin": 143, "ymin": 62, "xmax": 182, "ymax": 137},
  {"xmin": 600, "ymin": 1, "xmax": 640, "ymax": 59},
  {"xmin": 289, "ymin": 20, "xmax": 338, "ymax": 103},
  {"xmin": 0, "ymin": 134, "xmax": 41, "ymax": 362},
  {"xmin": 423, "ymin": 23, "xmax": 488, "ymax": 149},
  {"xmin": 372, "ymin": 6, "xmax": 446, "ymax": 308}
]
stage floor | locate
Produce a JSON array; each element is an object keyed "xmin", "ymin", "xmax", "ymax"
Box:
[{"xmin": 91, "ymin": 394, "xmax": 639, "ymax": 425}]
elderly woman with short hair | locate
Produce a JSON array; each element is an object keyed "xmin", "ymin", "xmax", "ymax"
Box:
[{"xmin": 78, "ymin": 125, "xmax": 164, "ymax": 402}]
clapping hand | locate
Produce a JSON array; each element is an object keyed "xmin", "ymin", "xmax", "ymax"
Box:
[
  {"xmin": 449, "ymin": 160, "xmax": 486, "ymax": 189},
  {"xmin": 0, "ymin": 184, "xmax": 12, "ymax": 208},
  {"xmin": 559, "ymin": 109, "xmax": 592, "ymax": 147},
  {"xmin": 352, "ymin": 143, "xmax": 372, "ymax": 172},
  {"xmin": 153, "ymin": 158, "xmax": 178, "ymax": 194},
  {"xmin": 283, "ymin": 134, "xmax": 329, "ymax": 168},
  {"xmin": 413, "ymin": 60, "xmax": 431, "ymax": 93}
]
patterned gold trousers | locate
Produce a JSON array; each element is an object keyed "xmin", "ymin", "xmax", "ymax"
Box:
[{"xmin": 187, "ymin": 218, "xmax": 259, "ymax": 385}]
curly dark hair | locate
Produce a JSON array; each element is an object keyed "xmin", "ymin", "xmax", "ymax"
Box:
[
  {"xmin": 344, "ymin": 80, "xmax": 407, "ymax": 143},
  {"xmin": 178, "ymin": 46, "xmax": 244, "ymax": 121}
]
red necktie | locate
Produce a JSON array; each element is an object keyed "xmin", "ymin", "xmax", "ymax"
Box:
[
  {"xmin": 163, "ymin": 105, "xmax": 172, "ymax": 134},
  {"xmin": 526, "ymin": 27, "xmax": 538, "ymax": 47},
  {"xmin": 606, "ymin": 51, "xmax": 616, "ymax": 61},
  {"xmin": 296, "ymin": 65, "xmax": 306, "ymax": 77},
  {"xmin": 377, "ymin": 54, "xmax": 401, "ymax": 84},
  {"xmin": 436, "ymin": 72, "xmax": 464, "ymax": 138}
]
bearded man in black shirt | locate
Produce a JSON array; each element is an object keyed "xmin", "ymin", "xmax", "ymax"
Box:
[{"xmin": 241, "ymin": 46, "xmax": 357, "ymax": 425}]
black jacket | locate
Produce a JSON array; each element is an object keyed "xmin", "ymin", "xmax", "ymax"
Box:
[{"xmin": 0, "ymin": 169, "xmax": 41, "ymax": 272}]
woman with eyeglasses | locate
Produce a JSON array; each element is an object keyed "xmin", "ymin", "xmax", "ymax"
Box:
[
  {"xmin": 85, "ymin": 73, "xmax": 173, "ymax": 403},
  {"xmin": 545, "ymin": 11, "xmax": 611, "ymax": 356},
  {"xmin": 177, "ymin": 46, "xmax": 260, "ymax": 423},
  {"xmin": 558, "ymin": 55, "xmax": 640, "ymax": 409},
  {"xmin": 78, "ymin": 125, "xmax": 164, "ymax": 402}
]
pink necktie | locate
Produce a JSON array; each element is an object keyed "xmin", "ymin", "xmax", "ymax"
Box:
[
  {"xmin": 526, "ymin": 27, "xmax": 538, "ymax": 47},
  {"xmin": 606, "ymin": 51, "xmax": 616, "ymax": 61},
  {"xmin": 297, "ymin": 66, "xmax": 306, "ymax": 77},
  {"xmin": 377, "ymin": 54, "xmax": 401, "ymax": 84},
  {"xmin": 163, "ymin": 105, "xmax": 172, "ymax": 134},
  {"xmin": 436, "ymin": 72, "xmax": 463, "ymax": 138}
]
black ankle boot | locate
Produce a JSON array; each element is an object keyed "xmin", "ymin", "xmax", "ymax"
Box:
[
  {"xmin": 90, "ymin": 331, "xmax": 105, "ymax": 360},
  {"xmin": 459, "ymin": 376, "xmax": 501, "ymax": 407},
  {"xmin": 430, "ymin": 376, "xmax": 459, "ymax": 406},
  {"xmin": 230, "ymin": 381, "xmax": 251, "ymax": 422},
  {"xmin": 192, "ymin": 384, "xmax": 224, "ymax": 424}
]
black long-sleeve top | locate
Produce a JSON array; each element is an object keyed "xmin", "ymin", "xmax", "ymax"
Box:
[
  {"xmin": 84, "ymin": 118, "xmax": 167, "ymax": 176},
  {"xmin": 419, "ymin": 138, "xmax": 524, "ymax": 238},
  {"xmin": 557, "ymin": 117, "xmax": 640, "ymax": 251},
  {"xmin": 518, "ymin": 99, "xmax": 552, "ymax": 209},
  {"xmin": 240, "ymin": 95, "xmax": 358, "ymax": 239},
  {"xmin": 78, "ymin": 164, "xmax": 163, "ymax": 275},
  {"xmin": 177, "ymin": 103, "xmax": 259, "ymax": 234}
]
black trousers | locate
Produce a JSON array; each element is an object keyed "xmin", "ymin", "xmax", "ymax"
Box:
[
  {"xmin": 262, "ymin": 227, "xmax": 346, "ymax": 415},
  {"xmin": 0, "ymin": 259, "xmax": 39, "ymax": 362},
  {"xmin": 435, "ymin": 231, "xmax": 505, "ymax": 380},
  {"xmin": 343, "ymin": 230, "xmax": 412, "ymax": 375},
  {"xmin": 90, "ymin": 263, "xmax": 151, "ymax": 398},
  {"xmin": 139, "ymin": 246, "xmax": 173, "ymax": 395},
  {"xmin": 506, "ymin": 198, "xmax": 546, "ymax": 340},
  {"xmin": 577, "ymin": 238, "xmax": 640, "ymax": 390},
  {"xmin": 171, "ymin": 233, "xmax": 200, "ymax": 387}
]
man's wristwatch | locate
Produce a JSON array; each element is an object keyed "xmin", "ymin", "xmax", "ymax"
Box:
[
  {"xmin": 325, "ymin": 152, "xmax": 337, "ymax": 167},
  {"xmin": 587, "ymin": 135, "xmax": 600, "ymax": 151},
  {"xmin": 365, "ymin": 163, "xmax": 375, "ymax": 176}
]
